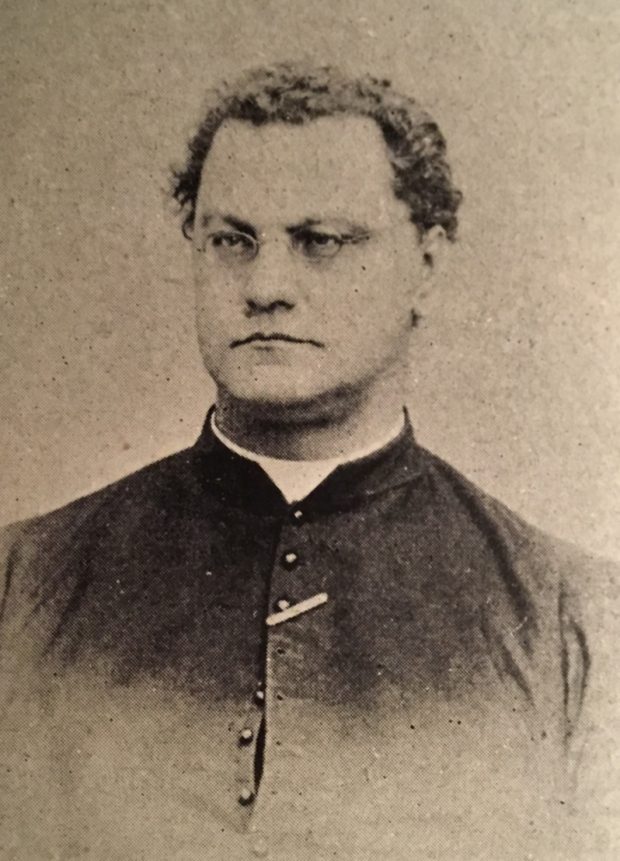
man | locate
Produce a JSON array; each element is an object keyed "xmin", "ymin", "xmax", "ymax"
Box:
[{"xmin": 0, "ymin": 63, "xmax": 617, "ymax": 859}]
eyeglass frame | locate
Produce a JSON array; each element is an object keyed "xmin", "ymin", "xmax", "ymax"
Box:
[{"xmin": 192, "ymin": 216, "xmax": 422, "ymax": 264}]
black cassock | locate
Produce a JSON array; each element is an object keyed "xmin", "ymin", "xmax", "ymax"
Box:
[{"xmin": 0, "ymin": 411, "xmax": 616, "ymax": 859}]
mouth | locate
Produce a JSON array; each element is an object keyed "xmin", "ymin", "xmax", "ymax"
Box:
[{"xmin": 231, "ymin": 333, "xmax": 324, "ymax": 348}]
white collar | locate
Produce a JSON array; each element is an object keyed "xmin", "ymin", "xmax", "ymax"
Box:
[{"xmin": 210, "ymin": 410, "xmax": 406, "ymax": 504}]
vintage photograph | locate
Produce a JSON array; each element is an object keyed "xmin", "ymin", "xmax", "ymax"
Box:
[{"xmin": 1, "ymin": 2, "xmax": 618, "ymax": 858}]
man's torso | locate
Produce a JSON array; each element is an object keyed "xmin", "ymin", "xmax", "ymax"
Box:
[{"xmin": 0, "ymin": 420, "xmax": 612, "ymax": 859}]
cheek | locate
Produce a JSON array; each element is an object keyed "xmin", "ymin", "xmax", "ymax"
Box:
[
  {"xmin": 323, "ymin": 261, "xmax": 413, "ymax": 328},
  {"xmin": 193, "ymin": 270, "xmax": 239, "ymax": 326}
]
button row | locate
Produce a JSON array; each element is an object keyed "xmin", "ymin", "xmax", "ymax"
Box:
[
  {"xmin": 236, "ymin": 681, "xmax": 267, "ymax": 810},
  {"xmin": 236, "ymin": 511, "xmax": 304, "ymax": 823}
]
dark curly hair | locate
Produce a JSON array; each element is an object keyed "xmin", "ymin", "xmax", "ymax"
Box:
[{"xmin": 172, "ymin": 62, "xmax": 462, "ymax": 241}]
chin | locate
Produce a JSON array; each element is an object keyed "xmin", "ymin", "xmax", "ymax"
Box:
[
  {"xmin": 226, "ymin": 379, "xmax": 324, "ymax": 408},
  {"xmin": 217, "ymin": 366, "xmax": 347, "ymax": 412},
  {"xmin": 217, "ymin": 369, "xmax": 384, "ymax": 427}
]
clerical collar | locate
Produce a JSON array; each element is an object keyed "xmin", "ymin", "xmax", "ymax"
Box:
[{"xmin": 210, "ymin": 409, "xmax": 407, "ymax": 504}]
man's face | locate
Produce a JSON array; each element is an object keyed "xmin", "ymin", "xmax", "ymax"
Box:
[{"xmin": 192, "ymin": 115, "xmax": 434, "ymax": 408}]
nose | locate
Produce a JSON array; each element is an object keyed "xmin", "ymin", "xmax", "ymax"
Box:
[{"xmin": 241, "ymin": 236, "xmax": 300, "ymax": 316}]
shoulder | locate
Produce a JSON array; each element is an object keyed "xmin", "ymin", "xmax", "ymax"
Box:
[
  {"xmin": 421, "ymin": 447, "xmax": 619, "ymax": 592},
  {"xmin": 0, "ymin": 446, "xmax": 199, "ymax": 575}
]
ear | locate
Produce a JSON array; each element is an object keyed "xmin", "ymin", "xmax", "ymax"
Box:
[{"xmin": 411, "ymin": 226, "xmax": 446, "ymax": 321}]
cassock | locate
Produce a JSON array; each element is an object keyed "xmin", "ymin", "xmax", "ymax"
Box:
[{"xmin": 0, "ymin": 410, "xmax": 617, "ymax": 859}]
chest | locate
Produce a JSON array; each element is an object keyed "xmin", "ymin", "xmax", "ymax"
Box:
[{"xmin": 46, "ymin": 496, "xmax": 540, "ymax": 700}]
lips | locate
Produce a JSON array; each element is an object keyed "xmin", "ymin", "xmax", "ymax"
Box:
[{"xmin": 231, "ymin": 333, "xmax": 324, "ymax": 348}]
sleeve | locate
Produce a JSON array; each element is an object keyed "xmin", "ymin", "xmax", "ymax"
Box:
[
  {"xmin": 0, "ymin": 521, "xmax": 28, "ymax": 701},
  {"xmin": 0, "ymin": 521, "xmax": 24, "ymax": 629},
  {"xmin": 0, "ymin": 519, "xmax": 53, "ymax": 703},
  {"xmin": 560, "ymin": 546, "xmax": 620, "ymax": 854},
  {"xmin": 560, "ymin": 580, "xmax": 590, "ymax": 745}
]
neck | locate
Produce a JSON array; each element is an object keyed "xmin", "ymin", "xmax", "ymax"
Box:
[{"xmin": 214, "ymin": 376, "xmax": 407, "ymax": 461}]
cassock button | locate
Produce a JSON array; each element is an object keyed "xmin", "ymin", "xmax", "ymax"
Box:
[
  {"xmin": 238, "ymin": 787, "xmax": 255, "ymax": 806},
  {"xmin": 239, "ymin": 727, "xmax": 254, "ymax": 745},
  {"xmin": 254, "ymin": 689, "xmax": 265, "ymax": 706},
  {"xmin": 281, "ymin": 551, "xmax": 299, "ymax": 569},
  {"xmin": 292, "ymin": 508, "xmax": 304, "ymax": 523}
]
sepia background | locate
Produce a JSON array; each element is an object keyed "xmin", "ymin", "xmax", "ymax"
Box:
[{"xmin": 1, "ymin": 0, "xmax": 619, "ymax": 559}]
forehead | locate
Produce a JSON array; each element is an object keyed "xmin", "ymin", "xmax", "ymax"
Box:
[{"xmin": 196, "ymin": 116, "xmax": 407, "ymax": 225}]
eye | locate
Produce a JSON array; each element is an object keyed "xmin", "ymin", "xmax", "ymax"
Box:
[
  {"xmin": 292, "ymin": 229, "xmax": 345, "ymax": 260},
  {"xmin": 206, "ymin": 231, "xmax": 257, "ymax": 260}
]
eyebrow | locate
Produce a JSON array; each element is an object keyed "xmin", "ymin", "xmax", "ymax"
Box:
[
  {"xmin": 200, "ymin": 213, "xmax": 257, "ymax": 237},
  {"xmin": 285, "ymin": 218, "xmax": 370, "ymax": 236}
]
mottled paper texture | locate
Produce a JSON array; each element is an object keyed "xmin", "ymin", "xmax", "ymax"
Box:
[{"xmin": 1, "ymin": 1, "xmax": 618, "ymax": 858}]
